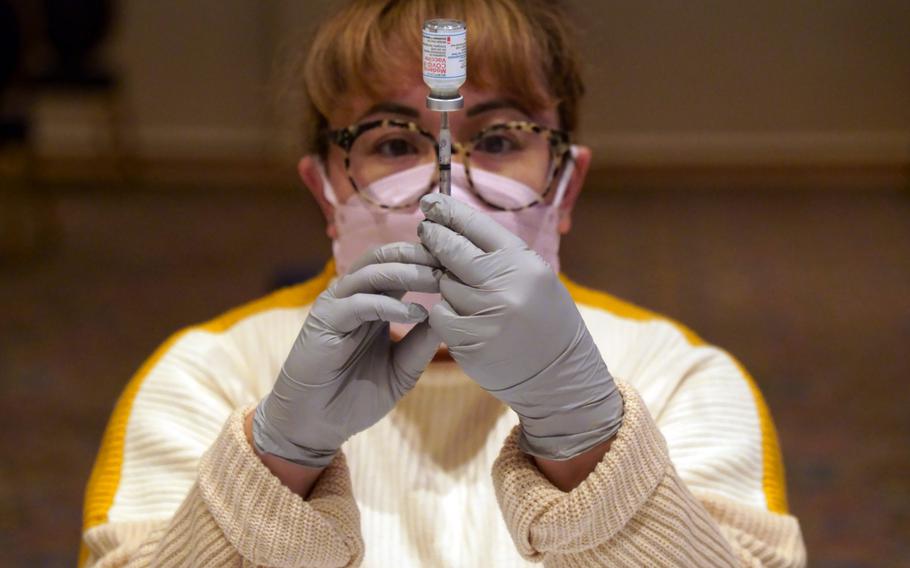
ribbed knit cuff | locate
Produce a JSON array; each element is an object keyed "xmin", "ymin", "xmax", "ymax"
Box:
[
  {"xmin": 197, "ymin": 406, "xmax": 363, "ymax": 567},
  {"xmin": 491, "ymin": 381, "xmax": 672, "ymax": 559}
]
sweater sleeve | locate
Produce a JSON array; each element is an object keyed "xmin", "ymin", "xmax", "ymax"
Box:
[
  {"xmin": 491, "ymin": 382, "xmax": 806, "ymax": 567},
  {"xmin": 82, "ymin": 407, "xmax": 364, "ymax": 567}
]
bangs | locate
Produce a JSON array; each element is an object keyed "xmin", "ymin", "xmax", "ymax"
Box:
[{"xmin": 302, "ymin": 0, "xmax": 583, "ymax": 154}]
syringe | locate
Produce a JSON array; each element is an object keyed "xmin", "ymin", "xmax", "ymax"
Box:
[
  {"xmin": 422, "ymin": 19, "xmax": 467, "ymax": 196},
  {"xmin": 438, "ymin": 110, "xmax": 453, "ymax": 195}
]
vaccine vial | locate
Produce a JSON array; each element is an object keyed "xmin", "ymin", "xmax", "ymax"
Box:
[{"xmin": 422, "ymin": 19, "xmax": 466, "ymax": 99}]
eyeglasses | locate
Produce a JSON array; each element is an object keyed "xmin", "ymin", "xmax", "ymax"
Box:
[{"xmin": 326, "ymin": 119, "xmax": 571, "ymax": 211}]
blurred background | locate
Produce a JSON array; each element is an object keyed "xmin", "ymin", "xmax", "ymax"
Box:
[{"xmin": 0, "ymin": 1, "xmax": 907, "ymax": 565}]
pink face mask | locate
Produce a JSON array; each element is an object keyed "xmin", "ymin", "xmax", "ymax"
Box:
[
  {"xmin": 319, "ymin": 149, "xmax": 577, "ymax": 331},
  {"xmin": 320, "ymin": 147, "xmax": 577, "ymax": 276}
]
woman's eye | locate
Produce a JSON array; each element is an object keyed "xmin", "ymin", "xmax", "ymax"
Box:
[
  {"xmin": 375, "ymin": 138, "xmax": 417, "ymax": 157},
  {"xmin": 475, "ymin": 134, "xmax": 516, "ymax": 154}
]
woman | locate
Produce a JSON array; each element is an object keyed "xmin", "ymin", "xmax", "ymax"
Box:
[{"xmin": 80, "ymin": 1, "xmax": 806, "ymax": 566}]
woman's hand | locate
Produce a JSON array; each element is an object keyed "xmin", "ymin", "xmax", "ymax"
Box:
[
  {"xmin": 252, "ymin": 244, "xmax": 443, "ymax": 470},
  {"xmin": 417, "ymin": 193, "xmax": 623, "ymax": 462}
]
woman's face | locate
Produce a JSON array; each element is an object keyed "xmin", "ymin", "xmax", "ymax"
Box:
[{"xmin": 298, "ymin": 76, "xmax": 592, "ymax": 238}]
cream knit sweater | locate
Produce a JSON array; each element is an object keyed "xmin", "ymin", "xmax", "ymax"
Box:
[{"xmin": 80, "ymin": 265, "xmax": 806, "ymax": 567}]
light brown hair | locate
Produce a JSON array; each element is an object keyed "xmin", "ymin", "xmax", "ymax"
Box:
[{"xmin": 299, "ymin": 0, "xmax": 585, "ymax": 156}]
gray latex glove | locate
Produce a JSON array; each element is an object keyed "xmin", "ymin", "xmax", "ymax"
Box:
[
  {"xmin": 417, "ymin": 193, "xmax": 623, "ymax": 460},
  {"xmin": 253, "ymin": 243, "xmax": 442, "ymax": 468}
]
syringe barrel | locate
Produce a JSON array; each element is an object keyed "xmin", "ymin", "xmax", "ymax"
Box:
[{"xmin": 438, "ymin": 111, "xmax": 452, "ymax": 195}]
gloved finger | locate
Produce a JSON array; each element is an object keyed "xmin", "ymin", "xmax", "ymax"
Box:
[
  {"xmin": 348, "ymin": 242, "xmax": 440, "ymax": 274},
  {"xmin": 418, "ymin": 221, "xmax": 488, "ymax": 286},
  {"xmin": 387, "ymin": 320, "xmax": 440, "ymax": 397},
  {"xmin": 428, "ymin": 299, "xmax": 487, "ymax": 348},
  {"xmin": 334, "ymin": 262, "xmax": 442, "ymax": 298},
  {"xmin": 420, "ymin": 193, "xmax": 525, "ymax": 253},
  {"xmin": 439, "ymin": 272, "xmax": 487, "ymax": 315},
  {"xmin": 330, "ymin": 293, "xmax": 428, "ymax": 333}
]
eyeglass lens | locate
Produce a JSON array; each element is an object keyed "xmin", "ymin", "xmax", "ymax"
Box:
[{"xmin": 347, "ymin": 123, "xmax": 556, "ymax": 209}]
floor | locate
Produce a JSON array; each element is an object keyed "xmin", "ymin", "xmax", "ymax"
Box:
[{"xmin": 1, "ymin": 177, "xmax": 908, "ymax": 566}]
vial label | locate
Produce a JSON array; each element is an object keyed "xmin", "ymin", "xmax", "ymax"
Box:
[{"xmin": 422, "ymin": 29, "xmax": 466, "ymax": 80}]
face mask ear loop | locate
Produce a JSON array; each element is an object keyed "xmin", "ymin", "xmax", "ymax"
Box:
[
  {"xmin": 316, "ymin": 159, "xmax": 340, "ymax": 207},
  {"xmin": 551, "ymin": 145, "xmax": 579, "ymax": 210}
]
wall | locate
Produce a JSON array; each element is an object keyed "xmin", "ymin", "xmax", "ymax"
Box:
[
  {"xmin": 34, "ymin": 0, "xmax": 910, "ymax": 169},
  {"xmin": 577, "ymin": 1, "xmax": 910, "ymax": 166}
]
